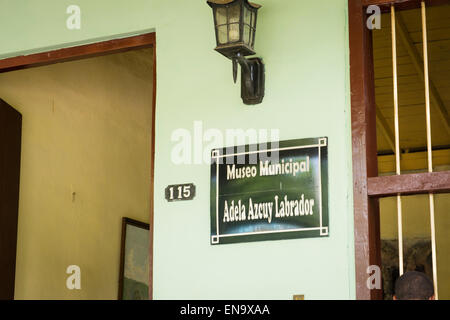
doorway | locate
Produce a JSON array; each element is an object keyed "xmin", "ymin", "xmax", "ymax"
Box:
[{"xmin": 0, "ymin": 33, "xmax": 156, "ymax": 299}]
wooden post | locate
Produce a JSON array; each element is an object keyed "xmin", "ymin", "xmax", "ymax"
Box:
[{"xmin": 348, "ymin": 0, "xmax": 382, "ymax": 300}]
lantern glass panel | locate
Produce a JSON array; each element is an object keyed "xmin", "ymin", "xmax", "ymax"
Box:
[
  {"xmin": 251, "ymin": 11, "xmax": 256, "ymax": 28},
  {"xmin": 244, "ymin": 6, "xmax": 251, "ymax": 25},
  {"xmin": 229, "ymin": 23, "xmax": 240, "ymax": 42},
  {"xmin": 216, "ymin": 7, "xmax": 227, "ymax": 25},
  {"xmin": 228, "ymin": 3, "xmax": 241, "ymax": 24},
  {"xmin": 243, "ymin": 24, "xmax": 251, "ymax": 45},
  {"xmin": 217, "ymin": 25, "xmax": 228, "ymax": 44}
]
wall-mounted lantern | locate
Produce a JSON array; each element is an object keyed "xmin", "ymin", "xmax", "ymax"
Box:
[{"xmin": 207, "ymin": 0, "xmax": 265, "ymax": 105}]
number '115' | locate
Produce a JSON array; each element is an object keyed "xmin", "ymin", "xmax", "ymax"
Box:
[{"xmin": 166, "ymin": 184, "xmax": 194, "ymax": 201}]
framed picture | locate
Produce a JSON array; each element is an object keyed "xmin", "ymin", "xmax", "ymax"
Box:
[{"xmin": 118, "ymin": 217, "xmax": 150, "ymax": 300}]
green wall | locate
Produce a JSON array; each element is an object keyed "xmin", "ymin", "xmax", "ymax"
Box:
[{"xmin": 0, "ymin": 0, "xmax": 355, "ymax": 299}]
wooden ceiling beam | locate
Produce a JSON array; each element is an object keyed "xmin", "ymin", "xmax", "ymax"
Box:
[
  {"xmin": 362, "ymin": 0, "xmax": 450, "ymax": 12},
  {"xmin": 396, "ymin": 13, "xmax": 450, "ymax": 136}
]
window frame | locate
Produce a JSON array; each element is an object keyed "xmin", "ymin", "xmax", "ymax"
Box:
[{"xmin": 348, "ymin": 0, "xmax": 450, "ymax": 300}]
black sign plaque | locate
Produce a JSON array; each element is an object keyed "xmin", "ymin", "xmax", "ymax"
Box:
[
  {"xmin": 210, "ymin": 137, "xmax": 329, "ymax": 245},
  {"xmin": 165, "ymin": 183, "xmax": 196, "ymax": 202}
]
